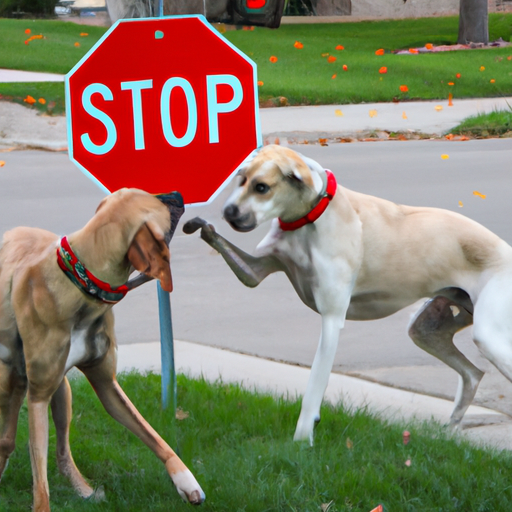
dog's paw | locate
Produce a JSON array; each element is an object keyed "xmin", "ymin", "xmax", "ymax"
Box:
[{"xmin": 183, "ymin": 217, "xmax": 208, "ymax": 235}]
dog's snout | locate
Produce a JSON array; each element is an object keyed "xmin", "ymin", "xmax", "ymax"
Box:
[{"xmin": 224, "ymin": 204, "xmax": 240, "ymax": 222}]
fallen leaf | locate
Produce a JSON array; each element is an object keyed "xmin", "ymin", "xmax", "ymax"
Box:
[
  {"xmin": 335, "ymin": 109, "xmax": 343, "ymax": 116},
  {"xmin": 403, "ymin": 430, "xmax": 410, "ymax": 445},
  {"xmin": 346, "ymin": 437, "xmax": 353, "ymax": 449},
  {"xmin": 490, "ymin": 79, "xmax": 496, "ymax": 83},
  {"xmin": 473, "ymin": 190, "xmax": 486, "ymax": 199},
  {"xmin": 318, "ymin": 138, "xmax": 328, "ymax": 144},
  {"xmin": 335, "ymin": 44, "xmax": 344, "ymax": 50},
  {"xmin": 435, "ymin": 105, "xmax": 443, "ymax": 111},
  {"xmin": 375, "ymin": 48, "xmax": 384, "ymax": 55},
  {"xmin": 369, "ymin": 109, "xmax": 378, "ymax": 118},
  {"xmin": 23, "ymin": 95, "xmax": 36, "ymax": 105},
  {"xmin": 448, "ymin": 92, "xmax": 453, "ymax": 107},
  {"xmin": 293, "ymin": 41, "xmax": 303, "ymax": 49},
  {"xmin": 38, "ymin": 98, "xmax": 46, "ymax": 105},
  {"xmin": 269, "ymin": 55, "xmax": 278, "ymax": 63},
  {"xmin": 242, "ymin": 25, "xmax": 255, "ymax": 30},
  {"xmin": 24, "ymin": 28, "xmax": 31, "ymax": 35},
  {"xmin": 0, "ymin": 161, "xmax": 5, "ymax": 167},
  {"xmin": 257, "ymin": 80, "xmax": 264, "ymax": 86},
  {"xmin": 480, "ymin": 65, "xmax": 485, "ymax": 71},
  {"xmin": 321, "ymin": 53, "xmax": 330, "ymax": 57},
  {"xmin": 441, "ymin": 154, "xmax": 449, "ymax": 159},
  {"xmin": 369, "ymin": 506, "xmax": 384, "ymax": 512},
  {"xmin": 80, "ymin": 32, "xmax": 89, "ymax": 36},
  {"xmin": 448, "ymin": 82, "xmax": 455, "ymax": 86},
  {"xmin": 456, "ymin": 73, "xmax": 461, "ymax": 78},
  {"xmin": 321, "ymin": 501, "xmax": 334, "ymax": 512},
  {"xmin": 402, "ymin": 111, "xmax": 407, "ymax": 119},
  {"xmin": 74, "ymin": 42, "xmax": 80, "ymax": 47},
  {"xmin": 445, "ymin": 133, "xmax": 454, "ymax": 140},
  {"xmin": 379, "ymin": 66, "xmax": 387, "ymax": 74},
  {"xmin": 409, "ymin": 48, "xmax": 419, "ymax": 54},
  {"xmin": 342, "ymin": 64, "xmax": 348, "ymax": 71},
  {"xmin": 175, "ymin": 408, "xmax": 189, "ymax": 420},
  {"xmin": 459, "ymin": 201, "xmax": 464, "ymax": 207},
  {"xmin": 399, "ymin": 85, "xmax": 408, "ymax": 92},
  {"xmin": 425, "ymin": 43, "xmax": 433, "ymax": 50},
  {"xmin": 331, "ymin": 74, "xmax": 337, "ymax": 79},
  {"xmin": 327, "ymin": 56, "xmax": 336, "ymax": 63}
]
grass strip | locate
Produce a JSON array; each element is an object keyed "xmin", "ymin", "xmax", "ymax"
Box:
[
  {"xmin": 451, "ymin": 108, "xmax": 512, "ymax": 137},
  {"xmin": 1, "ymin": 372, "xmax": 512, "ymax": 511},
  {"xmin": 1, "ymin": 15, "xmax": 512, "ymax": 114}
]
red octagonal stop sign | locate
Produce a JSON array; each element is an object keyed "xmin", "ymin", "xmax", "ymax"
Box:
[{"xmin": 66, "ymin": 15, "xmax": 261, "ymax": 205}]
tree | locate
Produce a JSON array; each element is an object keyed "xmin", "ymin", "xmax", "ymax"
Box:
[{"xmin": 458, "ymin": 0, "xmax": 489, "ymax": 44}]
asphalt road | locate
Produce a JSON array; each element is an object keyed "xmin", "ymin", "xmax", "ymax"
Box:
[{"xmin": 2, "ymin": 139, "xmax": 512, "ymax": 416}]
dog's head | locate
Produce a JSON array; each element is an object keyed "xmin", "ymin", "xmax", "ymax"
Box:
[
  {"xmin": 93, "ymin": 189, "xmax": 176, "ymax": 292},
  {"xmin": 223, "ymin": 145, "xmax": 324, "ymax": 232}
]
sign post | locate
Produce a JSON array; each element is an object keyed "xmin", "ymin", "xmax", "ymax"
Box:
[{"xmin": 65, "ymin": 15, "xmax": 261, "ymax": 411}]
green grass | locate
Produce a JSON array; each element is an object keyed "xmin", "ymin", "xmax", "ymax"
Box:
[
  {"xmin": 1, "ymin": 372, "xmax": 512, "ymax": 511},
  {"xmin": 451, "ymin": 107, "xmax": 512, "ymax": 136},
  {"xmin": 2, "ymin": 15, "xmax": 512, "ymax": 114}
]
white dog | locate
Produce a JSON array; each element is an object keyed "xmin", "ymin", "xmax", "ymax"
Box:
[{"xmin": 184, "ymin": 144, "xmax": 512, "ymax": 445}]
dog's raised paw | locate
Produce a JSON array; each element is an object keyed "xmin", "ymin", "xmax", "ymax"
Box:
[{"xmin": 183, "ymin": 217, "xmax": 208, "ymax": 234}]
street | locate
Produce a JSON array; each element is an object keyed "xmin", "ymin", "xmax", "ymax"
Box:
[{"xmin": 1, "ymin": 138, "xmax": 512, "ymax": 416}]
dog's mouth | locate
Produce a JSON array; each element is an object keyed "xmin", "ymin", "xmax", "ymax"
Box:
[
  {"xmin": 227, "ymin": 219, "xmax": 257, "ymax": 232},
  {"xmin": 223, "ymin": 204, "xmax": 257, "ymax": 232}
]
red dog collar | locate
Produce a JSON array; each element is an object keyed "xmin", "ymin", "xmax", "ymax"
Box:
[
  {"xmin": 278, "ymin": 170, "xmax": 337, "ymax": 231},
  {"xmin": 57, "ymin": 236, "xmax": 129, "ymax": 304}
]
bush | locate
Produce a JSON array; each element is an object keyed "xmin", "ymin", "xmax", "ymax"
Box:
[{"xmin": 0, "ymin": 0, "xmax": 58, "ymax": 16}]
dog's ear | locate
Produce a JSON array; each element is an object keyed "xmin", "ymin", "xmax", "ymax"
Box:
[{"xmin": 127, "ymin": 221, "xmax": 173, "ymax": 292}]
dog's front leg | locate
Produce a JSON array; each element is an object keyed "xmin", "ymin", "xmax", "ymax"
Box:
[
  {"xmin": 183, "ymin": 217, "xmax": 281, "ymax": 287},
  {"xmin": 293, "ymin": 314, "xmax": 344, "ymax": 446}
]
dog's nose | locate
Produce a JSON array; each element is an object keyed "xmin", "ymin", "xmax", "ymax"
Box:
[{"xmin": 223, "ymin": 204, "xmax": 240, "ymax": 221}]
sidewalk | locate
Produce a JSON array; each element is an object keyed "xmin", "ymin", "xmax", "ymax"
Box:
[
  {"xmin": 1, "ymin": 67, "xmax": 512, "ymax": 149},
  {"xmin": 2, "ymin": 69, "xmax": 512, "ymax": 451}
]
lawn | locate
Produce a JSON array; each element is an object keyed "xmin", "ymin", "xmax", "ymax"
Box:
[
  {"xmin": 1, "ymin": 372, "xmax": 512, "ymax": 511},
  {"xmin": 1, "ymin": 15, "xmax": 512, "ymax": 115}
]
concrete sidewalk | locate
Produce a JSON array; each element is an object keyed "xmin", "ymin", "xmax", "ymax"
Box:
[{"xmin": 1, "ymin": 69, "xmax": 512, "ymax": 149}]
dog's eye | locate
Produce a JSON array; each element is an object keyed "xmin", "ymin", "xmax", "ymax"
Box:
[{"xmin": 254, "ymin": 183, "xmax": 270, "ymax": 194}]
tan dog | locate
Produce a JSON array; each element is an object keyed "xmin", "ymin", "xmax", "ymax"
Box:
[
  {"xmin": 185, "ymin": 144, "xmax": 512, "ymax": 445},
  {"xmin": 0, "ymin": 188, "xmax": 205, "ymax": 511}
]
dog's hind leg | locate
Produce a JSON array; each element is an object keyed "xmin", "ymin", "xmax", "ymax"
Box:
[
  {"xmin": 50, "ymin": 377, "xmax": 96, "ymax": 499},
  {"xmin": 408, "ymin": 294, "xmax": 482, "ymax": 429},
  {"xmin": 0, "ymin": 359, "xmax": 27, "ymax": 481}
]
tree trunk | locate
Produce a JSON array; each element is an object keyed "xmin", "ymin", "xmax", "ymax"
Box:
[{"xmin": 458, "ymin": 0, "xmax": 488, "ymax": 44}]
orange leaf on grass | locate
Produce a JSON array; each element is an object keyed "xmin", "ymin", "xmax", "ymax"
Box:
[
  {"xmin": 327, "ymin": 56, "xmax": 336, "ymax": 63},
  {"xmin": 480, "ymin": 66, "xmax": 485, "ymax": 71},
  {"xmin": 23, "ymin": 95, "xmax": 36, "ymax": 105},
  {"xmin": 456, "ymin": 73, "xmax": 461, "ymax": 78},
  {"xmin": 38, "ymin": 98, "xmax": 46, "ymax": 105},
  {"xmin": 331, "ymin": 74, "xmax": 337, "ymax": 79},
  {"xmin": 399, "ymin": 85, "xmax": 408, "ymax": 92},
  {"xmin": 342, "ymin": 64, "xmax": 348, "ymax": 71},
  {"xmin": 24, "ymin": 28, "xmax": 31, "ymax": 34},
  {"xmin": 294, "ymin": 41, "xmax": 303, "ymax": 49},
  {"xmin": 269, "ymin": 55, "xmax": 278, "ymax": 63},
  {"xmin": 321, "ymin": 53, "xmax": 330, "ymax": 57},
  {"xmin": 335, "ymin": 45, "xmax": 344, "ymax": 50},
  {"xmin": 425, "ymin": 43, "xmax": 433, "ymax": 49},
  {"xmin": 409, "ymin": 48, "xmax": 419, "ymax": 54},
  {"xmin": 257, "ymin": 81, "xmax": 264, "ymax": 86},
  {"xmin": 375, "ymin": 48, "xmax": 384, "ymax": 55},
  {"xmin": 80, "ymin": 32, "xmax": 89, "ymax": 37},
  {"xmin": 448, "ymin": 82, "xmax": 455, "ymax": 86},
  {"xmin": 74, "ymin": 42, "xmax": 80, "ymax": 47},
  {"xmin": 490, "ymin": 79, "xmax": 496, "ymax": 83},
  {"xmin": 379, "ymin": 66, "xmax": 387, "ymax": 74}
]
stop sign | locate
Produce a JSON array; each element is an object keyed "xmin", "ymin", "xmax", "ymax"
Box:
[{"xmin": 66, "ymin": 16, "xmax": 261, "ymax": 205}]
